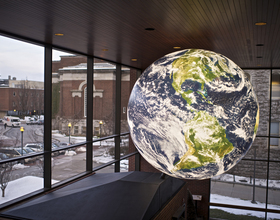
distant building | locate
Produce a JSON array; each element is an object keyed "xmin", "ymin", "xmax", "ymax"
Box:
[
  {"xmin": 52, "ymin": 56, "xmax": 131, "ymax": 136},
  {"xmin": 0, "ymin": 76, "xmax": 44, "ymax": 118}
]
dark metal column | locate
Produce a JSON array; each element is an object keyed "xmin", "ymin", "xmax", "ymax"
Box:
[
  {"xmin": 44, "ymin": 45, "xmax": 52, "ymax": 189},
  {"xmin": 86, "ymin": 56, "xmax": 93, "ymax": 171},
  {"xmin": 115, "ymin": 64, "xmax": 121, "ymax": 172},
  {"xmin": 134, "ymin": 69, "xmax": 142, "ymax": 171},
  {"xmin": 265, "ymin": 68, "xmax": 273, "ymax": 220}
]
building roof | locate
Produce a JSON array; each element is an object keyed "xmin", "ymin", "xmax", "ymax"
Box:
[{"xmin": 0, "ymin": 1, "xmax": 279, "ymax": 70}]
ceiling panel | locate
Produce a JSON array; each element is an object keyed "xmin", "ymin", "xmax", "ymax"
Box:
[{"xmin": 0, "ymin": 0, "xmax": 280, "ymax": 70}]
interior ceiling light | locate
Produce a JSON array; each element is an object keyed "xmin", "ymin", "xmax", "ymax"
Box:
[
  {"xmin": 173, "ymin": 47, "xmax": 181, "ymax": 49},
  {"xmin": 131, "ymin": 59, "xmax": 137, "ymax": 61},
  {"xmin": 256, "ymin": 44, "xmax": 264, "ymax": 46},
  {"xmin": 55, "ymin": 33, "xmax": 64, "ymax": 36},
  {"xmin": 255, "ymin": 22, "xmax": 267, "ymax": 26},
  {"xmin": 145, "ymin": 28, "xmax": 155, "ymax": 31}
]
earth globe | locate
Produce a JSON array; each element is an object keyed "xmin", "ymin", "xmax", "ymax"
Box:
[{"xmin": 127, "ymin": 49, "xmax": 259, "ymax": 180}]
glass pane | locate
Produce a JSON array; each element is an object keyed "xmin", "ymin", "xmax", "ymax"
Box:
[
  {"xmin": 92, "ymin": 58, "xmax": 116, "ymax": 169},
  {"xmin": 0, "ymin": 35, "xmax": 44, "ymax": 203},
  {"xmin": 267, "ymin": 163, "xmax": 280, "ymax": 210},
  {"xmin": 245, "ymin": 70, "xmax": 270, "ymax": 137},
  {"xmin": 0, "ymin": 159, "xmax": 45, "ymax": 205},
  {"xmin": 93, "ymin": 58, "xmax": 115, "ymax": 137},
  {"xmin": 120, "ymin": 134, "xmax": 129, "ymax": 158},
  {"xmin": 267, "ymin": 212, "xmax": 280, "ymax": 220},
  {"xmin": 210, "ymin": 206, "xmax": 266, "ymax": 220},
  {"xmin": 51, "ymin": 49, "xmax": 87, "ymax": 183},
  {"xmin": 271, "ymin": 123, "xmax": 279, "ymax": 134},
  {"xmin": 120, "ymin": 158, "xmax": 128, "ymax": 172},
  {"xmin": 52, "ymin": 145, "xmax": 87, "ymax": 181},
  {"xmin": 271, "ymin": 69, "xmax": 280, "ymax": 154},
  {"xmin": 272, "ymin": 70, "xmax": 280, "ymax": 100},
  {"xmin": 120, "ymin": 65, "xmax": 130, "ymax": 134},
  {"xmin": 211, "ymin": 161, "xmax": 267, "ymax": 208},
  {"xmin": 244, "ymin": 140, "xmax": 268, "ymax": 160},
  {"xmin": 270, "ymin": 142, "xmax": 280, "ymax": 160},
  {"xmin": 93, "ymin": 138, "xmax": 114, "ymax": 171}
]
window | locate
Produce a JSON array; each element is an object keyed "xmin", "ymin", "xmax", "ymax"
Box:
[
  {"xmin": 272, "ymin": 73, "xmax": 280, "ymax": 100},
  {"xmin": 84, "ymin": 87, "xmax": 87, "ymax": 117},
  {"xmin": 13, "ymin": 92, "xmax": 16, "ymax": 96},
  {"xmin": 82, "ymin": 126, "xmax": 86, "ymax": 134},
  {"xmin": 74, "ymin": 126, "xmax": 79, "ymax": 134},
  {"xmin": 270, "ymin": 122, "xmax": 279, "ymax": 147}
]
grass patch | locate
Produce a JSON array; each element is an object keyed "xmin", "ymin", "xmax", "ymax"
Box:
[{"xmin": 210, "ymin": 209, "xmax": 266, "ymax": 220}]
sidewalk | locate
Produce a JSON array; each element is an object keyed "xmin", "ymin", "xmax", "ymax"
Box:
[{"xmin": 211, "ymin": 180, "xmax": 280, "ymax": 206}]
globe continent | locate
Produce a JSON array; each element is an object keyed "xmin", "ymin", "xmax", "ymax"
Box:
[{"xmin": 127, "ymin": 49, "xmax": 259, "ymax": 180}]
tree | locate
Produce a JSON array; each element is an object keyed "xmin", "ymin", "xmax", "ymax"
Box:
[
  {"xmin": 15, "ymin": 80, "xmax": 44, "ymax": 117},
  {"xmin": 0, "ymin": 162, "xmax": 13, "ymax": 197}
]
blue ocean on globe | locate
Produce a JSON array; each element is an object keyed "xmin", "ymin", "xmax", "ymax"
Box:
[{"xmin": 127, "ymin": 49, "xmax": 259, "ymax": 179}]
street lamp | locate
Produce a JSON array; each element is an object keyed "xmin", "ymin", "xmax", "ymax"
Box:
[
  {"xmin": 20, "ymin": 127, "xmax": 24, "ymax": 156},
  {"xmin": 99, "ymin": 121, "xmax": 103, "ymax": 147},
  {"xmin": 68, "ymin": 123, "xmax": 71, "ymax": 144}
]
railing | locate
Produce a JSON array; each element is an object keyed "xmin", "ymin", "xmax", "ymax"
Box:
[{"xmin": 0, "ymin": 131, "xmax": 139, "ymax": 210}]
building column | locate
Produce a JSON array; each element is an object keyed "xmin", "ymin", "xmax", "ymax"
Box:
[
  {"xmin": 115, "ymin": 64, "xmax": 121, "ymax": 172},
  {"xmin": 44, "ymin": 45, "xmax": 52, "ymax": 189},
  {"xmin": 86, "ymin": 56, "xmax": 93, "ymax": 171}
]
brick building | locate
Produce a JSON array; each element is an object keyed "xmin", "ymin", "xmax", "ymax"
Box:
[
  {"xmin": 52, "ymin": 56, "xmax": 130, "ymax": 136},
  {"xmin": 0, "ymin": 78, "xmax": 44, "ymax": 118}
]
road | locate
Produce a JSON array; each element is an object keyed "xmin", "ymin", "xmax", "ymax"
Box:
[{"xmin": 1, "ymin": 123, "xmax": 43, "ymax": 147}]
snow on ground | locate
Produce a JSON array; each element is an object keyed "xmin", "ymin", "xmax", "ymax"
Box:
[
  {"xmin": 211, "ymin": 194, "xmax": 280, "ymax": 219},
  {"xmin": 93, "ymin": 153, "xmax": 128, "ymax": 170},
  {"xmin": 76, "ymin": 147, "xmax": 86, "ymax": 152},
  {"xmin": 0, "ymin": 176, "xmax": 58, "ymax": 204},
  {"xmin": 212, "ymin": 173, "xmax": 280, "ymax": 189},
  {"xmin": 64, "ymin": 150, "xmax": 77, "ymax": 156},
  {"xmin": 12, "ymin": 163, "xmax": 30, "ymax": 170}
]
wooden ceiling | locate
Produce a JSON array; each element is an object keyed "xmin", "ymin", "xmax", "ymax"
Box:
[{"xmin": 0, "ymin": 0, "xmax": 279, "ymax": 70}]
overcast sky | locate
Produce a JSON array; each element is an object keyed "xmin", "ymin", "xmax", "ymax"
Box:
[{"xmin": 0, "ymin": 35, "xmax": 72, "ymax": 82}]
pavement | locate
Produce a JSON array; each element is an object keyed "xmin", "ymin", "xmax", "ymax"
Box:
[{"xmin": 211, "ymin": 180, "xmax": 280, "ymax": 206}]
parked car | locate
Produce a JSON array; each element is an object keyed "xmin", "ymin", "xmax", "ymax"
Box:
[
  {"xmin": 59, "ymin": 142, "xmax": 71, "ymax": 147},
  {"xmin": 24, "ymin": 143, "xmax": 44, "ymax": 152},
  {"xmin": 37, "ymin": 119, "xmax": 44, "ymax": 125},
  {"xmin": 0, "ymin": 152, "xmax": 9, "ymax": 160},
  {"xmin": 25, "ymin": 116, "xmax": 38, "ymax": 125},
  {"xmin": 0, "ymin": 148, "xmax": 36, "ymax": 163}
]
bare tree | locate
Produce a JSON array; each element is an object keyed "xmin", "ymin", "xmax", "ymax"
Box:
[
  {"xmin": 56, "ymin": 110, "xmax": 83, "ymax": 136},
  {"xmin": 0, "ymin": 162, "xmax": 13, "ymax": 197},
  {"xmin": 16, "ymin": 80, "xmax": 31, "ymax": 115}
]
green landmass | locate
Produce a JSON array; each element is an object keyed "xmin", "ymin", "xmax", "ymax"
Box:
[
  {"xmin": 171, "ymin": 49, "xmax": 233, "ymax": 105},
  {"xmin": 169, "ymin": 50, "xmax": 237, "ymax": 172},
  {"xmin": 172, "ymin": 111, "xmax": 234, "ymax": 171}
]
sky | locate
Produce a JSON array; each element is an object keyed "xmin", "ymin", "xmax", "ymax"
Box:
[{"xmin": 0, "ymin": 35, "xmax": 72, "ymax": 82}]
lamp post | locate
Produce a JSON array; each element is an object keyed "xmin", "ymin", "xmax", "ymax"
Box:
[
  {"xmin": 68, "ymin": 123, "xmax": 71, "ymax": 144},
  {"xmin": 20, "ymin": 127, "xmax": 24, "ymax": 155},
  {"xmin": 251, "ymin": 147, "xmax": 257, "ymax": 204},
  {"xmin": 99, "ymin": 121, "xmax": 103, "ymax": 147}
]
